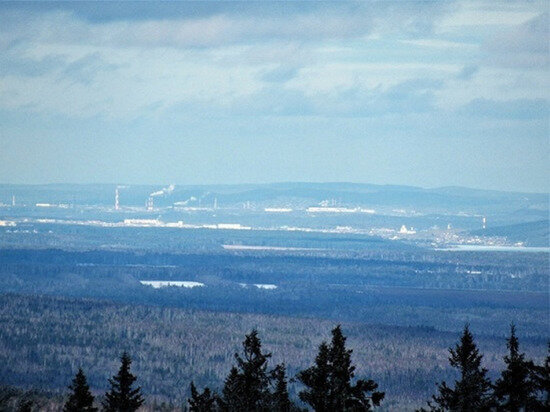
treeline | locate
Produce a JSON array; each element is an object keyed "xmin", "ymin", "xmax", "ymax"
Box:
[
  {"xmin": 2, "ymin": 325, "xmax": 548, "ymax": 411},
  {"xmin": 1, "ymin": 246, "xmax": 548, "ymax": 293},
  {"xmin": 1, "ymin": 258, "xmax": 548, "ymax": 338}
]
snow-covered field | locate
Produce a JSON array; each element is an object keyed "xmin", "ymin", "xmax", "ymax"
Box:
[
  {"xmin": 239, "ymin": 283, "xmax": 278, "ymax": 290},
  {"xmin": 140, "ymin": 280, "xmax": 205, "ymax": 288}
]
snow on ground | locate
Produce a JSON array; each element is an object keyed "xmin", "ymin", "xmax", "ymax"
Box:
[{"xmin": 140, "ymin": 280, "xmax": 205, "ymax": 288}]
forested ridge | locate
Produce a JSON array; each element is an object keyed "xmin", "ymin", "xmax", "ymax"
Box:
[{"xmin": 0, "ymin": 293, "xmax": 548, "ymax": 411}]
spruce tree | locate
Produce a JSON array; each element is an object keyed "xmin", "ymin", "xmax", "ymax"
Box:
[
  {"xmin": 421, "ymin": 325, "xmax": 493, "ymax": 412},
  {"xmin": 531, "ymin": 343, "xmax": 550, "ymax": 410},
  {"xmin": 188, "ymin": 382, "xmax": 217, "ymax": 412},
  {"xmin": 220, "ymin": 366, "xmax": 242, "ymax": 410},
  {"xmin": 494, "ymin": 325, "xmax": 538, "ymax": 411},
  {"xmin": 330, "ymin": 325, "xmax": 355, "ymax": 408},
  {"xmin": 64, "ymin": 368, "xmax": 97, "ymax": 412},
  {"xmin": 219, "ymin": 330, "xmax": 272, "ymax": 411},
  {"xmin": 103, "ymin": 352, "xmax": 144, "ymax": 412},
  {"xmin": 270, "ymin": 363, "xmax": 295, "ymax": 412},
  {"xmin": 297, "ymin": 341, "xmax": 331, "ymax": 411},
  {"xmin": 297, "ymin": 325, "xmax": 384, "ymax": 411}
]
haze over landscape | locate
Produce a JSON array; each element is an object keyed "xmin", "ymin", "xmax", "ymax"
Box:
[{"xmin": 0, "ymin": 1, "xmax": 548, "ymax": 411}]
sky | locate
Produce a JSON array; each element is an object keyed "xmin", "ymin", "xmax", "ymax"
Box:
[{"xmin": 0, "ymin": 1, "xmax": 548, "ymax": 192}]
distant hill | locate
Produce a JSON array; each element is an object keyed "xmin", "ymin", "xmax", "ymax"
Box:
[
  {"xmin": 0, "ymin": 182, "xmax": 547, "ymax": 215},
  {"xmin": 471, "ymin": 219, "xmax": 549, "ymax": 247}
]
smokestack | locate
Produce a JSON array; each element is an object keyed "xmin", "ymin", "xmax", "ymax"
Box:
[
  {"xmin": 482, "ymin": 216, "xmax": 486, "ymax": 230},
  {"xmin": 149, "ymin": 184, "xmax": 175, "ymax": 198},
  {"xmin": 11, "ymin": 195, "xmax": 15, "ymax": 207},
  {"xmin": 115, "ymin": 189, "xmax": 120, "ymax": 211},
  {"xmin": 146, "ymin": 197, "xmax": 154, "ymax": 211}
]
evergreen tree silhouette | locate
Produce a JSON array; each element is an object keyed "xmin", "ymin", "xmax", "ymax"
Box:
[
  {"xmin": 188, "ymin": 382, "xmax": 217, "ymax": 412},
  {"xmin": 297, "ymin": 341, "xmax": 331, "ymax": 411},
  {"xmin": 420, "ymin": 325, "xmax": 493, "ymax": 412},
  {"xmin": 270, "ymin": 363, "xmax": 296, "ymax": 412},
  {"xmin": 531, "ymin": 343, "xmax": 550, "ymax": 410},
  {"xmin": 16, "ymin": 398, "xmax": 33, "ymax": 412},
  {"xmin": 63, "ymin": 368, "xmax": 97, "ymax": 412},
  {"xmin": 494, "ymin": 325, "xmax": 538, "ymax": 411},
  {"xmin": 297, "ymin": 325, "xmax": 384, "ymax": 411},
  {"xmin": 219, "ymin": 330, "xmax": 272, "ymax": 411},
  {"xmin": 220, "ymin": 366, "xmax": 242, "ymax": 410},
  {"xmin": 103, "ymin": 352, "xmax": 144, "ymax": 412}
]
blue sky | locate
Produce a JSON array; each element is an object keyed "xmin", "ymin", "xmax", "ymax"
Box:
[{"xmin": 0, "ymin": 1, "xmax": 548, "ymax": 192}]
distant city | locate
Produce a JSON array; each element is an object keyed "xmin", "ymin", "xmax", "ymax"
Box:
[{"xmin": 1, "ymin": 183, "xmax": 548, "ymax": 251}]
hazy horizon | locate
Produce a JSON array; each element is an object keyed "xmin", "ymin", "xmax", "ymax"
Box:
[{"xmin": 0, "ymin": 180, "xmax": 549, "ymax": 195}]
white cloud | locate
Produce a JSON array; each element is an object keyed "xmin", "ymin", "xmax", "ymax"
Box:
[
  {"xmin": 435, "ymin": 67, "xmax": 549, "ymax": 110},
  {"xmin": 0, "ymin": 1, "xmax": 547, "ymax": 119},
  {"xmin": 0, "ymin": 43, "xmax": 267, "ymax": 118},
  {"xmin": 438, "ymin": 1, "xmax": 541, "ymax": 29},
  {"xmin": 286, "ymin": 63, "xmax": 458, "ymax": 96},
  {"xmin": 483, "ymin": 12, "xmax": 549, "ymax": 69},
  {"xmin": 0, "ymin": 8, "xmax": 378, "ymax": 50},
  {"xmin": 400, "ymin": 39, "xmax": 477, "ymax": 50}
]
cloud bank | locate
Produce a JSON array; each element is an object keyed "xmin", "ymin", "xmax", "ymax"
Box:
[
  {"xmin": 0, "ymin": 1, "xmax": 548, "ymax": 191},
  {"xmin": 0, "ymin": 1, "xmax": 547, "ymax": 120}
]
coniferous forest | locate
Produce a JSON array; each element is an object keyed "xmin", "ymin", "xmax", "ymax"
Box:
[{"xmin": 1, "ymin": 312, "xmax": 548, "ymax": 411}]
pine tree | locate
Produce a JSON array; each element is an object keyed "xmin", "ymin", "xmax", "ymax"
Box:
[
  {"xmin": 103, "ymin": 352, "xmax": 144, "ymax": 412},
  {"xmin": 188, "ymin": 382, "xmax": 217, "ymax": 412},
  {"xmin": 297, "ymin": 325, "xmax": 384, "ymax": 411},
  {"xmin": 494, "ymin": 325, "xmax": 538, "ymax": 411},
  {"xmin": 270, "ymin": 363, "xmax": 295, "ymax": 412},
  {"xmin": 421, "ymin": 325, "xmax": 493, "ymax": 412},
  {"xmin": 219, "ymin": 330, "xmax": 272, "ymax": 411},
  {"xmin": 64, "ymin": 368, "xmax": 97, "ymax": 412}
]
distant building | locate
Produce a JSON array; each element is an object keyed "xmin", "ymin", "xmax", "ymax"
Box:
[
  {"xmin": 399, "ymin": 225, "xmax": 416, "ymax": 234},
  {"xmin": 306, "ymin": 207, "xmax": 375, "ymax": 214},
  {"xmin": 217, "ymin": 223, "xmax": 251, "ymax": 230},
  {"xmin": 123, "ymin": 219, "xmax": 162, "ymax": 227}
]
